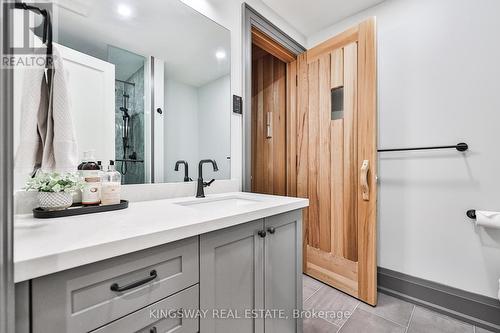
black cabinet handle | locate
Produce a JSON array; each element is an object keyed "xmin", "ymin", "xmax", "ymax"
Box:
[
  {"xmin": 267, "ymin": 227, "xmax": 276, "ymax": 234},
  {"xmin": 156, "ymin": 108, "xmax": 163, "ymax": 115},
  {"xmin": 150, "ymin": 327, "xmax": 157, "ymax": 333},
  {"xmin": 110, "ymin": 270, "xmax": 157, "ymax": 292},
  {"xmin": 257, "ymin": 230, "xmax": 267, "ymax": 238}
]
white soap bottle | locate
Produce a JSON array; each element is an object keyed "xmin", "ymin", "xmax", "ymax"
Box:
[{"xmin": 101, "ymin": 160, "xmax": 122, "ymax": 205}]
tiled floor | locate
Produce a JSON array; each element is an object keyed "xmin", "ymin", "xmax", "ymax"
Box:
[{"xmin": 302, "ymin": 275, "xmax": 493, "ymax": 333}]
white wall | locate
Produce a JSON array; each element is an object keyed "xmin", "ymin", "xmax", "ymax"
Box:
[
  {"xmin": 164, "ymin": 75, "xmax": 230, "ymax": 182},
  {"xmin": 198, "ymin": 75, "xmax": 231, "ymax": 180},
  {"xmin": 308, "ymin": 0, "xmax": 500, "ymax": 298},
  {"xmin": 164, "ymin": 79, "xmax": 199, "ymax": 182},
  {"xmin": 180, "ymin": 0, "xmax": 306, "ymax": 189}
]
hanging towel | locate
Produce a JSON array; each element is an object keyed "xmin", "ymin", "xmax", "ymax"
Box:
[
  {"xmin": 40, "ymin": 46, "xmax": 78, "ymax": 172},
  {"xmin": 14, "ymin": 53, "xmax": 48, "ymax": 175},
  {"xmin": 15, "ymin": 45, "xmax": 78, "ymax": 174}
]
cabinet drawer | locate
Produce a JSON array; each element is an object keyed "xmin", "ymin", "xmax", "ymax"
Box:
[
  {"xmin": 92, "ymin": 285, "xmax": 199, "ymax": 333},
  {"xmin": 32, "ymin": 237, "xmax": 199, "ymax": 333}
]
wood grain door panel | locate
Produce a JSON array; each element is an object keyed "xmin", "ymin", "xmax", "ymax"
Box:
[
  {"xmin": 250, "ymin": 18, "xmax": 377, "ymax": 305},
  {"xmin": 298, "ymin": 18, "xmax": 377, "ymax": 305},
  {"xmin": 251, "ymin": 46, "xmax": 287, "ymax": 196}
]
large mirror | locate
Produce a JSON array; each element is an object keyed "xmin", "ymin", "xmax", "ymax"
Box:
[{"xmin": 14, "ymin": 0, "xmax": 231, "ymax": 186}]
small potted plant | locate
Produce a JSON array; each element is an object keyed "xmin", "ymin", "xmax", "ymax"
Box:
[{"xmin": 25, "ymin": 172, "xmax": 83, "ymax": 211}]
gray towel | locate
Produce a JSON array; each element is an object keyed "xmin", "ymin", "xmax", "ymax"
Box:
[{"xmin": 15, "ymin": 46, "xmax": 78, "ymax": 174}]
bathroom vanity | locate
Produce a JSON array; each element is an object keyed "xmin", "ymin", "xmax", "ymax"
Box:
[{"xmin": 14, "ymin": 193, "xmax": 308, "ymax": 333}]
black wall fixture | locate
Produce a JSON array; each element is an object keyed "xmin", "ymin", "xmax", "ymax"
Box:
[
  {"xmin": 466, "ymin": 210, "xmax": 476, "ymax": 219},
  {"xmin": 233, "ymin": 95, "xmax": 242, "ymax": 114},
  {"xmin": 378, "ymin": 142, "xmax": 468, "ymax": 153}
]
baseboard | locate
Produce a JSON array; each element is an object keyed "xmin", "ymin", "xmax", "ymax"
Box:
[{"xmin": 378, "ymin": 267, "xmax": 500, "ymax": 333}]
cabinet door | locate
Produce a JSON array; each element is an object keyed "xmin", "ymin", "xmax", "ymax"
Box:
[
  {"xmin": 200, "ymin": 220, "xmax": 264, "ymax": 333},
  {"xmin": 265, "ymin": 210, "xmax": 303, "ymax": 333}
]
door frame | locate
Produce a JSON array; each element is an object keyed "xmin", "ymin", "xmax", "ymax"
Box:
[{"xmin": 242, "ymin": 3, "xmax": 306, "ymax": 192}]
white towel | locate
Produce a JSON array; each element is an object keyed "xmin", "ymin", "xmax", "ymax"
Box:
[
  {"xmin": 41, "ymin": 47, "xmax": 78, "ymax": 172},
  {"xmin": 15, "ymin": 46, "xmax": 78, "ymax": 174},
  {"xmin": 475, "ymin": 211, "xmax": 500, "ymax": 229},
  {"xmin": 14, "ymin": 53, "xmax": 47, "ymax": 175}
]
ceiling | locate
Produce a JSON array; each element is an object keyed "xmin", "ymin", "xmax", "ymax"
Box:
[
  {"xmin": 261, "ymin": 0, "xmax": 386, "ymax": 36},
  {"xmin": 52, "ymin": 0, "xmax": 230, "ymax": 87}
]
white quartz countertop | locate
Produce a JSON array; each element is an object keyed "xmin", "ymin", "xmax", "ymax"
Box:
[{"xmin": 14, "ymin": 192, "xmax": 308, "ymax": 283}]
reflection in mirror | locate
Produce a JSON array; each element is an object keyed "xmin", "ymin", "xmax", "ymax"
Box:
[
  {"xmin": 14, "ymin": 0, "xmax": 231, "ymax": 187},
  {"xmin": 109, "ymin": 47, "xmax": 146, "ymax": 184}
]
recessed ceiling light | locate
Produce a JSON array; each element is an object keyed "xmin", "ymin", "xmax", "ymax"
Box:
[
  {"xmin": 215, "ymin": 50, "xmax": 226, "ymax": 60},
  {"xmin": 117, "ymin": 4, "xmax": 132, "ymax": 18}
]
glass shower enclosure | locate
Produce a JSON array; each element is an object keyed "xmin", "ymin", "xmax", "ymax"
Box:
[{"xmin": 108, "ymin": 47, "xmax": 146, "ymax": 185}]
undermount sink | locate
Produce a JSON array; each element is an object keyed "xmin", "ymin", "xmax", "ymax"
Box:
[{"xmin": 175, "ymin": 196, "xmax": 261, "ymax": 210}]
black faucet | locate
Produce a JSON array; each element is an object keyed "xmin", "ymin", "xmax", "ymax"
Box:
[
  {"xmin": 196, "ymin": 159, "xmax": 219, "ymax": 198},
  {"xmin": 174, "ymin": 160, "xmax": 192, "ymax": 182}
]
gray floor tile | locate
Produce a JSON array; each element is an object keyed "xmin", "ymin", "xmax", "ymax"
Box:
[
  {"xmin": 358, "ymin": 292, "xmax": 414, "ymax": 326},
  {"xmin": 407, "ymin": 307, "xmax": 473, "ymax": 333},
  {"xmin": 338, "ymin": 308, "xmax": 406, "ymax": 333},
  {"xmin": 303, "ymin": 274, "xmax": 325, "ymax": 301},
  {"xmin": 303, "ymin": 284, "xmax": 359, "ymax": 326},
  {"xmin": 475, "ymin": 326, "xmax": 496, "ymax": 333},
  {"xmin": 303, "ymin": 317, "xmax": 340, "ymax": 333}
]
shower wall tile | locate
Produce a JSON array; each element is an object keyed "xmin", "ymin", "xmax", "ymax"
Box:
[{"xmin": 115, "ymin": 66, "xmax": 145, "ymax": 184}]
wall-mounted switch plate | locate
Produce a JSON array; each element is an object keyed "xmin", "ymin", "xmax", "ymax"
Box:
[{"xmin": 233, "ymin": 95, "xmax": 243, "ymax": 114}]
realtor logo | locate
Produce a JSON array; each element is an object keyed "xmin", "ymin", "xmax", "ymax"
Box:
[{"xmin": 2, "ymin": 1, "xmax": 54, "ymax": 68}]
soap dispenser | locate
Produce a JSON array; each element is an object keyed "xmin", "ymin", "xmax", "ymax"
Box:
[
  {"xmin": 101, "ymin": 160, "xmax": 122, "ymax": 205},
  {"xmin": 80, "ymin": 150, "xmax": 102, "ymax": 206}
]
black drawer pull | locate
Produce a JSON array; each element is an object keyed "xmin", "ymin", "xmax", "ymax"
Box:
[
  {"xmin": 110, "ymin": 270, "xmax": 157, "ymax": 292},
  {"xmin": 267, "ymin": 227, "xmax": 276, "ymax": 234},
  {"xmin": 150, "ymin": 327, "xmax": 157, "ymax": 333}
]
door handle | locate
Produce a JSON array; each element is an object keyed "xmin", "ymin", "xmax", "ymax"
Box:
[
  {"xmin": 266, "ymin": 112, "xmax": 272, "ymax": 138},
  {"xmin": 110, "ymin": 270, "xmax": 157, "ymax": 292},
  {"xmin": 267, "ymin": 227, "xmax": 275, "ymax": 234},
  {"xmin": 257, "ymin": 230, "xmax": 267, "ymax": 238},
  {"xmin": 360, "ymin": 160, "xmax": 370, "ymax": 201}
]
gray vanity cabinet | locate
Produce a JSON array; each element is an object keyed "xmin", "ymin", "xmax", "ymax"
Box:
[
  {"xmin": 17, "ymin": 210, "xmax": 303, "ymax": 333},
  {"xmin": 31, "ymin": 237, "xmax": 199, "ymax": 333},
  {"xmin": 264, "ymin": 210, "xmax": 303, "ymax": 333},
  {"xmin": 200, "ymin": 210, "xmax": 303, "ymax": 333},
  {"xmin": 200, "ymin": 219, "xmax": 265, "ymax": 333}
]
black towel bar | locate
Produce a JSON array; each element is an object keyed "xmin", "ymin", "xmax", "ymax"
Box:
[{"xmin": 378, "ymin": 142, "xmax": 468, "ymax": 153}]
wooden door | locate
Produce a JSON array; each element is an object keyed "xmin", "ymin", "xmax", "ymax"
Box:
[
  {"xmin": 297, "ymin": 18, "xmax": 377, "ymax": 305},
  {"xmin": 251, "ymin": 45, "xmax": 287, "ymax": 195}
]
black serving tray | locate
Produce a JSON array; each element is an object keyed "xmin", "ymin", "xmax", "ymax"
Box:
[{"xmin": 33, "ymin": 200, "xmax": 129, "ymax": 219}]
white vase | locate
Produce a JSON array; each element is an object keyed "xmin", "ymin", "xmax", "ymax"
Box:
[{"xmin": 38, "ymin": 192, "xmax": 73, "ymax": 211}]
